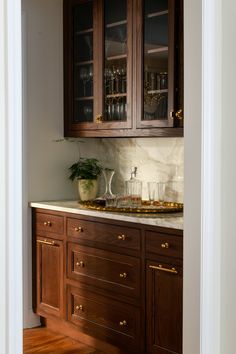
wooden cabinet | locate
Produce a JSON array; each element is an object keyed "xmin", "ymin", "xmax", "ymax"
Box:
[
  {"xmin": 35, "ymin": 236, "xmax": 64, "ymax": 318},
  {"xmin": 32, "ymin": 208, "xmax": 183, "ymax": 354},
  {"xmin": 63, "ymin": 0, "xmax": 183, "ymax": 137}
]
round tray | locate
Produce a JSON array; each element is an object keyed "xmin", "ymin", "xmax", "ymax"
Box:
[{"xmin": 79, "ymin": 201, "xmax": 183, "ymax": 214}]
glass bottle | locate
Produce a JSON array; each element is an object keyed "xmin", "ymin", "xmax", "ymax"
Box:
[{"xmin": 125, "ymin": 167, "xmax": 142, "ymax": 207}]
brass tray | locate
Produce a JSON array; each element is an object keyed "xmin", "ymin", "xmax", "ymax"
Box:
[{"xmin": 79, "ymin": 201, "xmax": 183, "ymax": 214}]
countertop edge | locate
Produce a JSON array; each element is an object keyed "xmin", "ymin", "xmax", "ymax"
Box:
[{"xmin": 29, "ymin": 201, "xmax": 183, "ymax": 230}]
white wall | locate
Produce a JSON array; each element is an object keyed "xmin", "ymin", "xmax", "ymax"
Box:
[{"xmin": 221, "ymin": 1, "xmax": 236, "ymax": 352}]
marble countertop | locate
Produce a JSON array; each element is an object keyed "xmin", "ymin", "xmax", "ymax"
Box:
[{"xmin": 29, "ymin": 200, "xmax": 183, "ymax": 230}]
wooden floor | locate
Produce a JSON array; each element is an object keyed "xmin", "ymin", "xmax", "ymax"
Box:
[{"xmin": 24, "ymin": 327, "xmax": 106, "ymax": 354}]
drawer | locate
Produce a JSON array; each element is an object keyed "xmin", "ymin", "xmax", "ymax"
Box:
[
  {"xmin": 67, "ymin": 285, "xmax": 141, "ymax": 351},
  {"xmin": 68, "ymin": 243, "xmax": 140, "ymax": 298},
  {"xmin": 67, "ymin": 217, "xmax": 141, "ymax": 251},
  {"xmin": 145, "ymin": 230, "xmax": 183, "ymax": 259},
  {"xmin": 35, "ymin": 212, "xmax": 64, "ymax": 237}
]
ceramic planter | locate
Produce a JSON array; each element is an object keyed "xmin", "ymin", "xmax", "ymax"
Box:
[{"xmin": 78, "ymin": 179, "xmax": 98, "ymax": 201}]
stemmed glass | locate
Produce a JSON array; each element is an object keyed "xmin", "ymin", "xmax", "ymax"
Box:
[
  {"xmin": 80, "ymin": 67, "xmax": 89, "ymax": 96},
  {"xmin": 80, "ymin": 65, "xmax": 93, "ymax": 97},
  {"xmin": 84, "ymin": 35, "xmax": 93, "ymax": 60}
]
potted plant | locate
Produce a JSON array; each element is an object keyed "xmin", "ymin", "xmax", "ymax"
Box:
[{"xmin": 69, "ymin": 158, "xmax": 102, "ymax": 201}]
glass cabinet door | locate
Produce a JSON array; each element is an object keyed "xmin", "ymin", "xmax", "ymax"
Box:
[
  {"xmin": 73, "ymin": 1, "xmax": 94, "ymax": 124},
  {"xmin": 136, "ymin": 0, "xmax": 175, "ymax": 128},
  {"xmin": 95, "ymin": 0, "xmax": 132, "ymax": 128},
  {"xmin": 64, "ymin": 0, "xmax": 95, "ymax": 132}
]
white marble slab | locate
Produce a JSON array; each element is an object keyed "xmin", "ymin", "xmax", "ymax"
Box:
[{"xmin": 29, "ymin": 200, "xmax": 183, "ymax": 230}]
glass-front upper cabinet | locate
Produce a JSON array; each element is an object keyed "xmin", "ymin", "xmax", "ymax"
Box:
[{"xmin": 136, "ymin": 0, "xmax": 177, "ymax": 128}]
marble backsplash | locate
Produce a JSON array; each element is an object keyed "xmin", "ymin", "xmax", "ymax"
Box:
[{"xmin": 73, "ymin": 137, "xmax": 184, "ymax": 201}]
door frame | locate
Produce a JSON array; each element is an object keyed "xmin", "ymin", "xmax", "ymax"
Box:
[{"xmin": 0, "ymin": 0, "xmax": 225, "ymax": 354}]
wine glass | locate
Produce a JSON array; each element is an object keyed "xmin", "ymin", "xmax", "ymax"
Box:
[
  {"xmin": 83, "ymin": 105, "xmax": 92, "ymax": 121},
  {"xmin": 80, "ymin": 67, "xmax": 89, "ymax": 96}
]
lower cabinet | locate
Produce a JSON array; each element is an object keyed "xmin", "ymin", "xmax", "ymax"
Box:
[
  {"xmin": 32, "ymin": 209, "xmax": 183, "ymax": 354},
  {"xmin": 146, "ymin": 261, "xmax": 183, "ymax": 354},
  {"xmin": 35, "ymin": 236, "xmax": 64, "ymax": 318}
]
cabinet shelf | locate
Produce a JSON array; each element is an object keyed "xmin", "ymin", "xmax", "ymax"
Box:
[
  {"xmin": 75, "ymin": 60, "xmax": 93, "ymax": 66},
  {"xmin": 106, "ymin": 54, "xmax": 127, "ymax": 61},
  {"xmin": 147, "ymin": 10, "xmax": 168, "ymax": 19},
  {"xmin": 75, "ymin": 28, "xmax": 93, "ymax": 35},
  {"xmin": 75, "ymin": 97, "xmax": 94, "ymax": 101},
  {"xmin": 147, "ymin": 46, "xmax": 168, "ymax": 54},
  {"xmin": 106, "ymin": 93, "xmax": 127, "ymax": 98},
  {"xmin": 106, "ymin": 20, "xmax": 127, "ymax": 28},
  {"xmin": 147, "ymin": 89, "xmax": 168, "ymax": 94}
]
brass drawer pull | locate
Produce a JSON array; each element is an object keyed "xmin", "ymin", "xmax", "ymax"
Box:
[
  {"xmin": 161, "ymin": 242, "xmax": 169, "ymax": 249},
  {"xmin": 76, "ymin": 261, "xmax": 85, "ymax": 268},
  {"xmin": 118, "ymin": 234, "xmax": 126, "ymax": 241},
  {"xmin": 119, "ymin": 272, "xmax": 127, "ymax": 279},
  {"xmin": 149, "ymin": 264, "xmax": 178, "ymax": 274},
  {"xmin": 75, "ymin": 305, "xmax": 84, "ymax": 311},
  {"xmin": 74, "ymin": 226, "xmax": 83, "ymax": 233},
  {"xmin": 43, "ymin": 221, "xmax": 51, "ymax": 227},
  {"xmin": 119, "ymin": 320, "xmax": 127, "ymax": 326},
  {"xmin": 37, "ymin": 239, "xmax": 55, "ymax": 246}
]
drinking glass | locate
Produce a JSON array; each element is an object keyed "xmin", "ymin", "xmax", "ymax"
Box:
[
  {"xmin": 158, "ymin": 182, "xmax": 166, "ymax": 205},
  {"xmin": 148, "ymin": 182, "xmax": 157, "ymax": 206}
]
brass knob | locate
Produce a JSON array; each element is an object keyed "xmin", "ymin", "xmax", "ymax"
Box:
[
  {"xmin": 74, "ymin": 227, "xmax": 83, "ymax": 233},
  {"xmin": 75, "ymin": 305, "xmax": 83, "ymax": 311},
  {"xmin": 118, "ymin": 234, "xmax": 126, "ymax": 241},
  {"xmin": 119, "ymin": 320, "xmax": 127, "ymax": 326},
  {"xmin": 175, "ymin": 109, "xmax": 183, "ymax": 120},
  {"xmin": 161, "ymin": 242, "xmax": 169, "ymax": 249},
  {"xmin": 43, "ymin": 221, "xmax": 51, "ymax": 226},
  {"xmin": 119, "ymin": 272, "xmax": 127, "ymax": 279},
  {"xmin": 95, "ymin": 114, "xmax": 103, "ymax": 123},
  {"xmin": 76, "ymin": 261, "xmax": 85, "ymax": 267}
]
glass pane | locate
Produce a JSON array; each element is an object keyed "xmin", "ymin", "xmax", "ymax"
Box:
[
  {"xmin": 74, "ymin": 33, "xmax": 93, "ymax": 63},
  {"xmin": 143, "ymin": 0, "xmax": 169, "ymax": 121},
  {"xmin": 74, "ymin": 100, "xmax": 93, "ymax": 123},
  {"xmin": 103, "ymin": 0, "xmax": 128, "ymax": 122},
  {"xmin": 73, "ymin": 2, "xmax": 94, "ymax": 123},
  {"xmin": 74, "ymin": 1, "xmax": 93, "ymax": 32}
]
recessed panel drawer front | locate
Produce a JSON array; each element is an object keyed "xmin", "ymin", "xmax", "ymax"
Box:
[
  {"xmin": 145, "ymin": 231, "xmax": 183, "ymax": 259},
  {"xmin": 35, "ymin": 212, "xmax": 64, "ymax": 237},
  {"xmin": 68, "ymin": 243, "xmax": 140, "ymax": 298},
  {"xmin": 67, "ymin": 217, "xmax": 141, "ymax": 251},
  {"xmin": 68, "ymin": 286, "xmax": 141, "ymax": 351}
]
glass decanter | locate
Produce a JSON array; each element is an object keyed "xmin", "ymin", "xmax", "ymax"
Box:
[
  {"xmin": 100, "ymin": 168, "xmax": 116, "ymax": 207},
  {"xmin": 125, "ymin": 167, "xmax": 142, "ymax": 207}
]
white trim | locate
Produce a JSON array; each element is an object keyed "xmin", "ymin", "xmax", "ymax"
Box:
[
  {"xmin": 0, "ymin": 0, "xmax": 23, "ymax": 353},
  {"xmin": 201, "ymin": 0, "xmax": 222, "ymax": 353}
]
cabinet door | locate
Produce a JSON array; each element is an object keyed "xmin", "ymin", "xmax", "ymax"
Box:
[
  {"xmin": 135, "ymin": 0, "xmax": 177, "ymax": 129},
  {"xmin": 64, "ymin": 0, "xmax": 96, "ymax": 134},
  {"xmin": 95, "ymin": 0, "xmax": 133, "ymax": 129},
  {"xmin": 36, "ymin": 237, "xmax": 64, "ymax": 318},
  {"xmin": 64, "ymin": 0, "xmax": 133, "ymax": 136},
  {"xmin": 146, "ymin": 260, "xmax": 182, "ymax": 354}
]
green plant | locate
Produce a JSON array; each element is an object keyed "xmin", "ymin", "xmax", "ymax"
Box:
[{"xmin": 69, "ymin": 158, "xmax": 102, "ymax": 181}]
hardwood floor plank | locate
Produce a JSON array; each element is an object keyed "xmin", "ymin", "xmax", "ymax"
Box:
[{"xmin": 24, "ymin": 328, "xmax": 105, "ymax": 354}]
